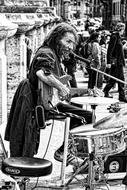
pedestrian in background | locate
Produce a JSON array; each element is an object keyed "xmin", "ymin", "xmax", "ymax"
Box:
[
  {"xmin": 86, "ymin": 31, "xmax": 101, "ymax": 95},
  {"xmin": 103, "ymin": 22, "xmax": 127, "ymax": 102},
  {"xmin": 97, "ymin": 34, "xmax": 107, "ymax": 89}
]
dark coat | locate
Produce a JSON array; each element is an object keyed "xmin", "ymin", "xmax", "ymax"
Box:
[
  {"xmin": 4, "ymin": 79, "xmax": 40, "ymax": 157},
  {"xmin": 104, "ymin": 32, "xmax": 126, "ymax": 99},
  {"xmin": 107, "ymin": 32, "xmax": 125, "ymax": 66}
]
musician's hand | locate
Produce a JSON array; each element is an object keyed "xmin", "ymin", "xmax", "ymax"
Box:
[
  {"xmin": 59, "ymin": 75, "xmax": 72, "ymax": 84},
  {"xmin": 58, "ymin": 85, "xmax": 70, "ymax": 101}
]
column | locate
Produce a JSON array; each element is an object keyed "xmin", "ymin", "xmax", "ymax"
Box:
[
  {"xmin": 19, "ymin": 34, "xmax": 27, "ymax": 80},
  {"xmin": 63, "ymin": 0, "xmax": 71, "ymax": 20},
  {"xmin": 0, "ymin": 40, "xmax": 7, "ymax": 124}
]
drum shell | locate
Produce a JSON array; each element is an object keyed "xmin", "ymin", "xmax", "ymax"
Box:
[
  {"xmin": 70, "ymin": 127, "xmax": 126, "ymax": 157},
  {"xmin": 70, "ymin": 124, "xmax": 95, "ymax": 158}
]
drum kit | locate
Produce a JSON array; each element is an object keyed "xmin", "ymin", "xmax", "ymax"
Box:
[
  {"xmin": 63, "ymin": 51, "xmax": 127, "ymax": 189},
  {"xmin": 66, "ymin": 107, "xmax": 127, "ymax": 190}
]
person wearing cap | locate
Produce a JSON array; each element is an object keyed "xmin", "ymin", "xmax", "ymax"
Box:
[{"xmin": 103, "ymin": 22, "xmax": 127, "ymax": 103}]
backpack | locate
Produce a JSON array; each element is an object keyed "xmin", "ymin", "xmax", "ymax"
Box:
[{"xmin": 80, "ymin": 42, "xmax": 89, "ymax": 59}]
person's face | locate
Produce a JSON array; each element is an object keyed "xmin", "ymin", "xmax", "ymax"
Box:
[{"xmin": 59, "ymin": 32, "xmax": 76, "ymax": 59}]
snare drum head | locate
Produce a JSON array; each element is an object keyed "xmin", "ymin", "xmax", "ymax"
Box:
[
  {"xmin": 70, "ymin": 124, "xmax": 97, "ymax": 134},
  {"xmin": 73, "ymin": 127, "xmax": 123, "ymax": 137}
]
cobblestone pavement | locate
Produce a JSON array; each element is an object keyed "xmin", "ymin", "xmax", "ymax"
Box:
[{"xmin": 27, "ymin": 67, "xmax": 127, "ymax": 190}]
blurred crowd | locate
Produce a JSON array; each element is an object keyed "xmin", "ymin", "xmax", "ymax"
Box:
[
  {"xmin": 62, "ymin": 18, "xmax": 127, "ymax": 103},
  {"xmin": 25, "ymin": 18, "xmax": 127, "ymax": 103}
]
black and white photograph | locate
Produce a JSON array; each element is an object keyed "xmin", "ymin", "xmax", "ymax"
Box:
[{"xmin": 0, "ymin": 0, "xmax": 127, "ymax": 189}]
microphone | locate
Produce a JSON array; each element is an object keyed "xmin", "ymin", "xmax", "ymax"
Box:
[{"xmin": 69, "ymin": 50, "xmax": 91, "ymax": 65}]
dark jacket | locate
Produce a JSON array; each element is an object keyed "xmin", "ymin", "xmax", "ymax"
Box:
[
  {"xmin": 107, "ymin": 32, "xmax": 125, "ymax": 66},
  {"xmin": 4, "ymin": 79, "xmax": 39, "ymax": 157}
]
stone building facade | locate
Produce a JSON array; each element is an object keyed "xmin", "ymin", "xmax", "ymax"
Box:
[{"xmin": 0, "ymin": 5, "xmax": 60, "ymax": 145}]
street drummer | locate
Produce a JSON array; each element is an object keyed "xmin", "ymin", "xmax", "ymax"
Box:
[{"xmin": 5, "ymin": 22, "xmax": 92, "ymax": 167}]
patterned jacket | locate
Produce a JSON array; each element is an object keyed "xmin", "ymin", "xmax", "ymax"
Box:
[{"xmin": 87, "ymin": 41, "xmax": 101, "ymax": 69}]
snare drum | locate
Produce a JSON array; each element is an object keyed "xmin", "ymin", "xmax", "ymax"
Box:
[
  {"xmin": 70, "ymin": 127, "xmax": 125, "ymax": 157},
  {"xmin": 70, "ymin": 124, "xmax": 98, "ymax": 158}
]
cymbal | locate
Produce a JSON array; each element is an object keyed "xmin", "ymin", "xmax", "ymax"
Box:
[
  {"xmin": 93, "ymin": 108, "xmax": 127, "ymax": 129},
  {"xmin": 71, "ymin": 96, "xmax": 118, "ymax": 106}
]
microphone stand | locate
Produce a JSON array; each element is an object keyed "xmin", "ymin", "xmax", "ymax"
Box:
[
  {"xmin": 91, "ymin": 67, "xmax": 127, "ymax": 85},
  {"xmin": 71, "ymin": 51, "xmax": 127, "ymax": 85}
]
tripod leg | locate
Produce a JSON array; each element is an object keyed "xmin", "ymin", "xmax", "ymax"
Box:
[
  {"xmin": 87, "ymin": 153, "xmax": 95, "ymax": 190},
  {"xmin": 105, "ymin": 183, "xmax": 111, "ymax": 190},
  {"xmin": 65, "ymin": 158, "xmax": 89, "ymax": 187}
]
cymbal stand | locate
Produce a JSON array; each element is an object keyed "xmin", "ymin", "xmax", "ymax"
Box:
[
  {"xmin": 85, "ymin": 138, "xmax": 110, "ymax": 190},
  {"xmin": 91, "ymin": 105, "xmax": 97, "ymax": 124},
  {"xmin": 86, "ymin": 153, "xmax": 111, "ymax": 190},
  {"xmin": 87, "ymin": 138, "xmax": 94, "ymax": 190}
]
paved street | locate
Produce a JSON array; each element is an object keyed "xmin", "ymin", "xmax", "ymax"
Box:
[{"xmin": 28, "ymin": 67, "xmax": 127, "ymax": 190}]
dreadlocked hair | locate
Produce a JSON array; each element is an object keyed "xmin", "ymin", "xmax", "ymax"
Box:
[{"xmin": 43, "ymin": 22, "xmax": 78, "ymax": 50}]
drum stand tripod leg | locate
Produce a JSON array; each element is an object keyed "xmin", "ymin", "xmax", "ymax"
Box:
[
  {"xmin": 86, "ymin": 142, "xmax": 112, "ymax": 190},
  {"xmin": 65, "ymin": 158, "xmax": 89, "ymax": 187}
]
